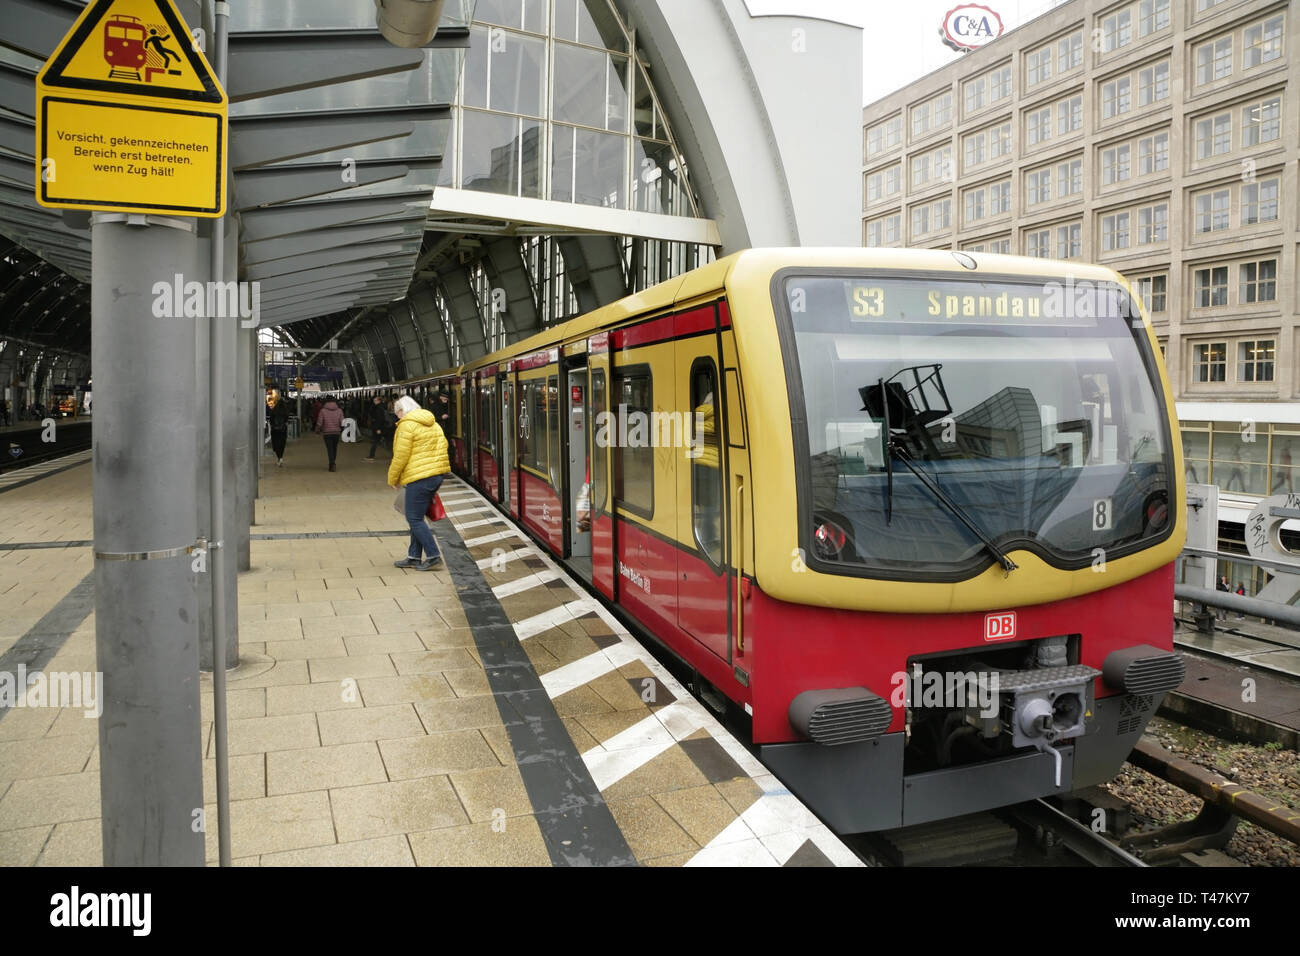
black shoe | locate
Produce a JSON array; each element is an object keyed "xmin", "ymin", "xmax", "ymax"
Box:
[
  {"xmin": 329, "ymin": 462, "xmax": 336, "ymax": 472},
  {"xmin": 417, "ymin": 556, "xmax": 442, "ymax": 571},
  {"xmin": 394, "ymin": 557, "xmax": 420, "ymax": 568}
]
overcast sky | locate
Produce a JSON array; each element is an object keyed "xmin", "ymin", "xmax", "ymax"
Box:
[{"xmin": 744, "ymin": 0, "xmax": 1069, "ymax": 106}]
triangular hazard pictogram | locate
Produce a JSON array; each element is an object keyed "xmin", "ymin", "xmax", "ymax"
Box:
[{"xmin": 37, "ymin": 0, "xmax": 225, "ymax": 106}]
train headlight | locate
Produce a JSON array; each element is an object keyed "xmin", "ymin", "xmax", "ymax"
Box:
[
  {"xmin": 1102, "ymin": 644, "xmax": 1185, "ymax": 695},
  {"xmin": 789, "ymin": 688, "xmax": 892, "ymax": 745}
]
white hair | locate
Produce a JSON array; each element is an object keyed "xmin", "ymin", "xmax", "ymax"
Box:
[{"xmin": 393, "ymin": 395, "xmax": 421, "ymax": 417}]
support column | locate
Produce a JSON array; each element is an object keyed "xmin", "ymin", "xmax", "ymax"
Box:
[
  {"xmin": 219, "ymin": 223, "xmax": 241, "ymax": 656},
  {"xmin": 234, "ymin": 324, "xmax": 252, "ymax": 572},
  {"xmin": 195, "ymin": 280, "xmax": 214, "ymax": 666},
  {"xmin": 92, "ymin": 214, "xmax": 205, "ymax": 866}
]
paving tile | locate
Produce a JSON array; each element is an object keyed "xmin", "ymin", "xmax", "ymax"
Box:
[
  {"xmin": 357, "ymin": 674, "xmax": 455, "ymax": 707},
  {"xmin": 266, "ymin": 741, "xmax": 388, "ymax": 795},
  {"xmin": 308, "ymin": 654, "xmax": 396, "ymax": 683},
  {"xmin": 42, "ymin": 708, "xmax": 101, "ymax": 739},
  {"xmin": 0, "ymin": 706, "xmax": 59, "ymax": 741},
  {"xmin": 240, "ymin": 618, "xmax": 304, "ymax": 643},
  {"xmin": 225, "ymin": 713, "xmax": 319, "ymax": 756},
  {"xmin": 343, "ymin": 632, "xmax": 426, "ymax": 656},
  {"xmin": 476, "ymin": 724, "xmax": 516, "ymax": 766},
  {"xmin": 330, "ymin": 598, "xmax": 402, "ymax": 617},
  {"xmin": 371, "ymin": 610, "xmax": 440, "ymax": 634},
  {"xmin": 412, "ymin": 694, "xmax": 508, "ymax": 735},
  {"xmin": 602, "ymin": 746, "xmax": 710, "ymax": 802},
  {"xmin": 0, "ymin": 823, "xmax": 52, "ymax": 865},
  {"xmin": 260, "ymin": 835, "xmax": 416, "ymax": 867},
  {"xmin": 330, "ymin": 777, "xmax": 468, "ymax": 843},
  {"xmin": 448, "ymin": 764, "xmax": 533, "ymax": 822},
  {"xmin": 576, "ymin": 710, "xmax": 657, "ymax": 746},
  {"xmin": 605, "ymin": 795, "xmax": 699, "ymax": 862},
  {"xmin": 264, "ymin": 681, "xmax": 364, "ymax": 717},
  {"xmin": 199, "ymin": 686, "xmax": 266, "ymax": 721},
  {"xmin": 406, "ymin": 817, "xmax": 552, "ymax": 867},
  {"xmin": 202, "ymin": 753, "xmax": 266, "ymax": 802},
  {"xmin": 263, "ymin": 601, "xmax": 338, "ymax": 621},
  {"xmin": 550, "ymin": 684, "xmax": 617, "ymax": 718},
  {"xmin": 36, "ymin": 818, "xmax": 101, "ymax": 867},
  {"xmin": 298, "ymin": 587, "xmax": 359, "ymax": 603},
  {"xmin": 300, "ymin": 615, "xmax": 377, "ymax": 640},
  {"xmin": 378, "ymin": 730, "xmax": 501, "ymax": 780},
  {"xmin": 264, "ymin": 637, "xmax": 349, "ymax": 661},
  {"xmin": 203, "ymin": 791, "xmax": 336, "ymax": 860},
  {"xmin": 587, "ymin": 670, "xmax": 649, "ymax": 711},
  {"xmin": 389, "ymin": 647, "xmax": 481, "ymax": 676},
  {"xmin": 442, "ymin": 667, "xmax": 491, "ymax": 698},
  {"xmin": 653, "ymin": 784, "xmax": 743, "ymax": 847},
  {"xmin": 715, "ymin": 776, "xmax": 764, "ymax": 816},
  {"xmin": 0, "ymin": 772, "xmax": 100, "ymax": 829},
  {"xmin": 224, "ymin": 659, "xmax": 311, "ymax": 688},
  {"xmin": 317, "ymin": 703, "xmax": 425, "ymax": 745},
  {"xmin": 0, "ymin": 735, "xmax": 96, "ymax": 791}
]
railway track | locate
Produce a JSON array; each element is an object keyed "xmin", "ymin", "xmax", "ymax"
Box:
[{"xmin": 0, "ymin": 420, "xmax": 93, "ymax": 484}]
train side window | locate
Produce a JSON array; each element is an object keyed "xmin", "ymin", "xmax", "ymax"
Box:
[
  {"xmin": 690, "ymin": 358, "xmax": 723, "ymax": 567},
  {"xmin": 613, "ymin": 365, "xmax": 654, "ymax": 517},
  {"xmin": 591, "ymin": 369, "xmax": 607, "ymax": 513},
  {"xmin": 547, "ymin": 375, "xmax": 561, "ymax": 490}
]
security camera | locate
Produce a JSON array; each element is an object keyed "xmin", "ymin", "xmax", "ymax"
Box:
[{"xmin": 375, "ymin": 0, "xmax": 446, "ymax": 48}]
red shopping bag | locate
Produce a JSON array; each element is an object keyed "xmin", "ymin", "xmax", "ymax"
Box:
[{"xmin": 426, "ymin": 493, "xmax": 446, "ymax": 522}]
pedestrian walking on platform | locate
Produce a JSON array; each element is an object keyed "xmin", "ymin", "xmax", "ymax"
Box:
[
  {"xmin": 1216, "ymin": 575, "xmax": 1230, "ymax": 621},
  {"xmin": 388, "ymin": 395, "xmax": 450, "ymax": 570},
  {"xmin": 363, "ymin": 396, "xmax": 388, "ymax": 461},
  {"xmin": 315, "ymin": 395, "xmax": 344, "ymax": 471},
  {"xmin": 266, "ymin": 388, "xmax": 290, "ymax": 466}
]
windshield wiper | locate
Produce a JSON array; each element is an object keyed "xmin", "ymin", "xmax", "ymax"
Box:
[
  {"xmin": 863, "ymin": 373, "xmax": 1018, "ymax": 575},
  {"xmin": 887, "ymin": 441, "xmax": 1019, "ymax": 574}
]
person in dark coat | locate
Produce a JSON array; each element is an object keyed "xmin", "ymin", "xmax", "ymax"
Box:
[
  {"xmin": 266, "ymin": 388, "xmax": 290, "ymax": 467},
  {"xmin": 363, "ymin": 396, "xmax": 388, "ymax": 462},
  {"xmin": 315, "ymin": 395, "xmax": 345, "ymax": 471}
]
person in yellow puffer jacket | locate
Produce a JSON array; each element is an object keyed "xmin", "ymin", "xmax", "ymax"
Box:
[{"xmin": 387, "ymin": 395, "xmax": 451, "ymax": 570}]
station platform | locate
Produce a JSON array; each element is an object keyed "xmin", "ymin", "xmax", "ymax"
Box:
[{"xmin": 0, "ymin": 434, "xmax": 859, "ymax": 867}]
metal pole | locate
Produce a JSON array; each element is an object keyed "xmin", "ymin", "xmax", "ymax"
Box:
[
  {"xmin": 1174, "ymin": 583, "xmax": 1300, "ymax": 628},
  {"xmin": 207, "ymin": 0, "xmax": 233, "ymax": 865},
  {"xmin": 92, "ymin": 213, "xmax": 205, "ymax": 866}
]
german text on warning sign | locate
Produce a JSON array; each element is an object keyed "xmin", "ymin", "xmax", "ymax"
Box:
[{"xmin": 40, "ymin": 98, "xmax": 221, "ymax": 213}]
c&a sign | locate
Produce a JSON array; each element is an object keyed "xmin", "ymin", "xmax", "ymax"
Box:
[{"xmin": 941, "ymin": 4, "xmax": 1005, "ymax": 53}]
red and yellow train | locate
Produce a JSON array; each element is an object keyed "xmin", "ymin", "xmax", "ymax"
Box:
[{"xmin": 406, "ymin": 248, "xmax": 1185, "ymax": 832}]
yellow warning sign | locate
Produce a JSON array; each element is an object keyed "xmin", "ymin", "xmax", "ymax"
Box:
[{"xmin": 35, "ymin": 0, "xmax": 227, "ymax": 217}]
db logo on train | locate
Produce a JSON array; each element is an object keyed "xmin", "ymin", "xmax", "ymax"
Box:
[{"xmin": 984, "ymin": 611, "xmax": 1016, "ymax": 642}]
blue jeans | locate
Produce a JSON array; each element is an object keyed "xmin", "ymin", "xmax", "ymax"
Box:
[{"xmin": 404, "ymin": 474, "xmax": 445, "ymax": 560}]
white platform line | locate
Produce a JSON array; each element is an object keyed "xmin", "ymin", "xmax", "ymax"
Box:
[
  {"xmin": 491, "ymin": 567, "xmax": 559, "ymax": 599},
  {"xmin": 476, "ymin": 546, "xmax": 535, "ymax": 570},
  {"xmin": 580, "ymin": 701, "xmax": 712, "ymax": 791},
  {"xmin": 540, "ymin": 641, "xmax": 637, "ymax": 698},
  {"xmin": 452, "ymin": 516, "xmax": 503, "ymax": 531},
  {"xmin": 512, "ymin": 599, "xmax": 595, "ymax": 641},
  {"xmin": 463, "ymin": 529, "xmax": 524, "ymax": 548}
]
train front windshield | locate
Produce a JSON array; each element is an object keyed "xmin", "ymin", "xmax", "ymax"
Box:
[{"xmin": 779, "ymin": 272, "xmax": 1174, "ymax": 578}]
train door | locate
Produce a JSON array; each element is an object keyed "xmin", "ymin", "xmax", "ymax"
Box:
[
  {"xmin": 502, "ymin": 370, "xmax": 519, "ymax": 518},
  {"xmin": 498, "ymin": 371, "xmax": 512, "ymax": 510},
  {"xmin": 466, "ymin": 375, "xmax": 478, "ymax": 484},
  {"xmin": 566, "ymin": 363, "xmax": 591, "ymax": 567},
  {"xmin": 675, "ymin": 312, "xmax": 730, "ymax": 662},
  {"xmin": 588, "ymin": 333, "xmax": 615, "ymax": 599}
]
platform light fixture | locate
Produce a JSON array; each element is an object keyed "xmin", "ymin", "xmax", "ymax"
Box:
[{"xmin": 375, "ymin": 0, "xmax": 446, "ymax": 48}]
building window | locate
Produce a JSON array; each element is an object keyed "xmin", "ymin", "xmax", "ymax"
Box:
[
  {"xmin": 1139, "ymin": 0, "xmax": 1170, "ymax": 36},
  {"xmin": 1138, "ymin": 132, "xmax": 1169, "ymax": 175},
  {"xmin": 912, "ymin": 205, "xmax": 929, "ymax": 236},
  {"xmin": 1057, "ymin": 32, "xmax": 1083, "ymax": 73},
  {"xmin": 1240, "ymin": 260, "xmax": 1277, "ymax": 303},
  {"xmin": 1195, "ymin": 113, "xmax": 1231, "ymax": 159},
  {"xmin": 1102, "ymin": 144, "xmax": 1131, "ymax": 185},
  {"xmin": 990, "ymin": 123, "xmax": 1011, "ymax": 160},
  {"xmin": 1241, "ymin": 97, "xmax": 1282, "ymax": 147},
  {"xmin": 989, "ymin": 180, "xmax": 1010, "ymax": 216},
  {"xmin": 964, "ymin": 76, "xmax": 987, "ymax": 114},
  {"xmin": 1027, "ymin": 45, "xmax": 1053, "ymax": 86},
  {"xmin": 1026, "ymin": 168, "xmax": 1052, "ymax": 206},
  {"xmin": 1193, "ymin": 343, "xmax": 1227, "ymax": 382},
  {"xmin": 1027, "ymin": 108, "xmax": 1052, "ymax": 146},
  {"xmin": 866, "ymin": 171, "xmax": 882, "ymax": 202},
  {"xmin": 1101, "ymin": 77, "xmax": 1131, "ymax": 119},
  {"xmin": 1194, "ymin": 266, "xmax": 1228, "ymax": 307},
  {"xmin": 1102, "ymin": 10, "xmax": 1132, "ymax": 52},
  {"xmin": 1133, "ymin": 274, "xmax": 1167, "ymax": 313},
  {"xmin": 1101, "ymin": 212, "xmax": 1131, "ymax": 251},
  {"xmin": 991, "ymin": 66, "xmax": 1012, "ymax": 101},
  {"xmin": 1241, "ymin": 178, "xmax": 1279, "ymax": 225},
  {"xmin": 1057, "ymin": 158, "xmax": 1082, "ymax": 198},
  {"xmin": 1196, "ymin": 0, "xmax": 1226, "ymax": 10},
  {"xmin": 1243, "ymin": 15, "xmax": 1284, "ymax": 70},
  {"xmin": 1056, "ymin": 222, "xmax": 1081, "ymax": 258},
  {"xmin": 933, "ymin": 198, "xmax": 952, "ymax": 229},
  {"xmin": 933, "ymin": 146, "xmax": 953, "ymax": 183},
  {"xmin": 934, "ymin": 93, "xmax": 952, "ymax": 126},
  {"xmin": 866, "ymin": 116, "xmax": 902, "ymax": 158},
  {"xmin": 884, "ymin": 214, "xmax": 900, "ymax": 243},
  {"xmin": 1138, "ymin": 62, "xmax": 1169, "ymax": 106},
  {"xmin": 1026, "ymin": 229, "xmax": 1050, "ymax": 257},
  {"xmin": 911, "ymin": 155, "xmax": 928, "ymax": 189},
  {"xmin": 1237, "ymin": 340, "xmax": 1275, "ymax": 382},
  {"xmin": 1057, "ymin": 95, "xmax": 1082, "ymax": 135},
  {"xmin": 1195, "ymin": 36, "xmax": 1232, "ymax": 85},
  {"xmin": 1138, "ymin": 203, "xmax": 1168, "ymax": 244},
  {"xmin": 963, "ymin": 131, "xmax": 987, "ymax": 169},
  {"xmin": 885, "ymin": 166, "xmax": 901, "ymax": 196},
  {"xmin": 964, "ymin": 188, "xmax": 986, "ymax": 224},
  {"xmin": 990, "ymin": 238, "xmax": 1010, "ymax": 254},
  {"xmin": 1194, "ymin": 189, "xmax": 1230, "ymax": 233},
  {"xmin": 912, "ymin": 102, "xmax": 929, "ymax": 138}
]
